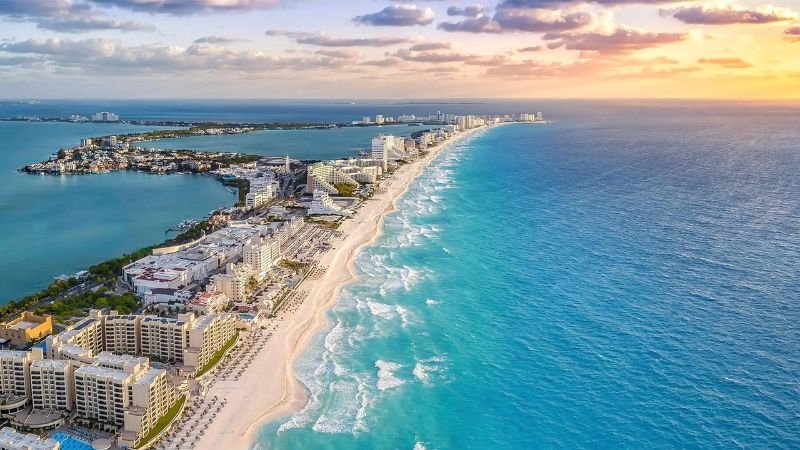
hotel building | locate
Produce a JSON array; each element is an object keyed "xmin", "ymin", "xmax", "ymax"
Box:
[
  {"xmin": 139, "ymin": 315, "xmax": 191, "ymax": 365},
  {"xmin": 183, "ymin": 314, "xmax": 236, "ymax": 373},
  {"xmin": 104, "ymin": 314, "xmax": 141, "ymax": 357},
  {"xmin": 0, "ymin": 349, "xmax": 42, "ymax": 417},
  {"xmin": 29, "ymin": 359, "xmax": 73, "ymax": 412}
]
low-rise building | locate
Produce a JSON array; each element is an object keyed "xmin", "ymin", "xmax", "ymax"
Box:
[
  {"xmin": 0, "ymin": 427, "xmax": 60, "ymax": 450},
  {"xmin": 0, "ymin": 313, "xmax": 53, "ymax": 347}
]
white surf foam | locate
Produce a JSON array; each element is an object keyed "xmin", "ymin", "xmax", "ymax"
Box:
[{"xmin": 375, "ymin": 360, "xmax": 405, "ymax": 391}]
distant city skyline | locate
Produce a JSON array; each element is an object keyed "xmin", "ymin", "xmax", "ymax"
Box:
[{"xmin": 1, "ymin": 0, "xmax": 798, "ymax": 99}]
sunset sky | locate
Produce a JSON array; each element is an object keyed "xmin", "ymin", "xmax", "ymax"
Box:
[{"xmin": 1, "ymin": 0, "xmax": 798, "ymax": 99}]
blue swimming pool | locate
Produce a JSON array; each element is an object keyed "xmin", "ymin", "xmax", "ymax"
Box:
[{"xmin": 52, "ymin": 432, "xmax": 92, "ymax": 450}]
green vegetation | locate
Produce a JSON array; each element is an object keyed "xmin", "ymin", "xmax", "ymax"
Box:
[
  {"xmin": 163, "ymin": 220, "xmax": 214, "ymax": 247},
  {"xmin": 279, "ymin": 260, "xmax": 308, "ymax": 274},
  {"xmin": 135, "ymin": 395, "xmax": 187, "ymax": 449},
  {"xmin": 304, "ymin": 217, "xmax": 341, "ymax": 230},
  {"xmin": 246, "ymin": 276, "xmax": 259, "ymax": 296},
  {"xmin": 88, "ymin": 247, "xmax": 153, "ymax": 284},
  {"xmin": 195, "ymin": 332, "xmax": 239, "ymax": 377},
  {"xmin": 333, "ymin": 183, "xmax": 357, "ymax": 197},
  {"xmin": 222, "ymin": 178, "xmax": 250, "ymax": 207},
  {"xmin": 38, "ymin": 290, "xmax": 139, "ymax": 322}
]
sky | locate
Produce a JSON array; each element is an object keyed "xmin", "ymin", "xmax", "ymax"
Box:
[{"xmin": 0, "ymin": 0, "xmax": 798, "ymax": 99}]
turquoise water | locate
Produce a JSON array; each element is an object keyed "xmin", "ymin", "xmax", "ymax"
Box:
[
  {"xmin": 51, "ymin": 432, "xmax": 92, "ymax": 450},
  {"xmin": 255, "ymin": 103, "xmax": 800, "ymax": 449},
  {"xmin": 145, "ymin": 124, "xmax": 433, "ymax": 160},
  {"xmin": 0, "ymin": 122, "xmax": 236, "ymax": 302}
]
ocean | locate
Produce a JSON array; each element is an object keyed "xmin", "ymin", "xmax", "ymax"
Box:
[
  {"xmin": 254, "ymin": 101, "xmax": 800, "ymax": 449},
  {"xmin": 2, "ymin": 100, "xmax": 799, "ymax": 448}
]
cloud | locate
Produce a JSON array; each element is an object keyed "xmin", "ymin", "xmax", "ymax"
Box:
[
  {"xmin": 518, "ymin": 45, "xmax": 543, "ymax": 52},
  {"xmin": 499, "ymin": 0, "xmax": 686, "ymax": 6},
  {"xmin": 409, "ymin": 42, "xmax": 453, "ymax": 51},
  {"xmin": 667, "ymin": 4, "xmax": 798, "ymax": 25},
  {"xmin": 786, "ymin": 26, "xmax": 800, "ymax": 41},
  {"xmin": 438, "ymin": 16, "xmax": 502, "ymax": 32},
  {"xmin": 439, "ymin": 3, "xmax": 594, "ymax": 33},
  {"xmin": 698, "ymin": 57, "xmax": 753, "ymax": 68},
  {"xmin": 391, "ymin": 47, "xmax": 509, "ymax": 66},
  {"xmin": 314, "ymin": 49, "xmax": 359, "ymax": 59},
  {"xmin": 543, "ymin": 27, "xmax": 687, "ymax": 53},
  {"xmin": 485, "ymin": 54, "xmax": 695, "ymax": 79},
  {"xmin": 37, "ymin": 17, "xmax": 155, "ymax": 33},
  {"xmin": 359, "ymin": 57, "xmax": 404, "ymax": 67},
  {"xmin": 0, "ymin": 0, "xmax": 158, "ymax": 33},
  {"xmin": 194, "ymin": 36, "xmax": 248, "ymax": 44},
  {"xmin": 447, "ymin": 5, "xmax": 485, "ymax": 17},
  {"xmin": 494, "ymin": 7, "xmax": 593, "ymax": 32},
  {"xmin": 353, "ymin": 4, "xmax": 435, "ymax": 26},
  {"xmin": 0, "ymin": 0, "xmax": 88, "ymax": 17},
  {"xmin": 0, "ymin": 56, "xmax": 44, "ymax": 67},
  {"xmin": 86, "ymin": 0, "xmax": 282, "ymax": 15},
  {"xmin": 266, "ymin": 30, "xmax": 411, "ymax": 47},
  {"xmin": 0, "ymin": 38, "xmax": 352, "ymax": 75}
]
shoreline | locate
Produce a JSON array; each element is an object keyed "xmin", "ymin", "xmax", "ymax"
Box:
[{"xmin": 191, "ymin": 125, "xmax": 492, "ymax": 449}]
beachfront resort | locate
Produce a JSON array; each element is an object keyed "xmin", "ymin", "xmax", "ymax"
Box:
[{"xmin": 1, "ymin": 111, "xmax": 544, "ymax": 450}]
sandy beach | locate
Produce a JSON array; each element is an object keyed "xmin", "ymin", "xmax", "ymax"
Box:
[{"xmin": 190, "ymin": 126, "xmax": 487, "ymax": 450}]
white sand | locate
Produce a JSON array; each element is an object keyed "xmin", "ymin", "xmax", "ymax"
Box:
[{"xmin": 191, "ymin": 126, "xmax": 487, "ymax": 450}]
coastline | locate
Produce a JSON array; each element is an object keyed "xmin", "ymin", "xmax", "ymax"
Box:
[{"xmin": 192, "ymin": 125, "xmax": 492, "ymax": 449}]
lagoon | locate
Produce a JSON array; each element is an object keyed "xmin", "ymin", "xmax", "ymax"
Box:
[{"xmin": 0, "ymin": 121, "xmax": 236, "ymax": 303}]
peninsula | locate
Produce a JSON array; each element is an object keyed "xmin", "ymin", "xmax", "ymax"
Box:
[{"xmin": 2, "ymin": 111, "xmax": 545, "ymax": 450}]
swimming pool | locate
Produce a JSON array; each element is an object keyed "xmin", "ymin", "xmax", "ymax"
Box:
[{"xmin": 52, "ymin": 432, "xmax": 93, "ymax": 450}]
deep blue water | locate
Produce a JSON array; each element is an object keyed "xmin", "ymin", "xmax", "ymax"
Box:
[
  {"xmin": 255, "ymin": 102, "xmax": 800, "ymax": 449},
  {"xmin": 1, "ymin": 99, "xmax": 544, "ymax": 123}
]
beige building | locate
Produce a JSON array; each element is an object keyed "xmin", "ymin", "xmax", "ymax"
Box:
[
  {"xmin": 243, "ymin": 238, "xmax": 280, "ymax": 281},
  {"xmin": 74, "ymin": 365, "xmax": 131, "ymax": 426},
  {"xmin": 29, "ymin": 359, "xmax": 73, "ymax": 412},
  {"xmin": 0, "ymin": 348, "xmax": 42, "ymax": 417},
  {"xmin": 139, "ymin": 315, "xmax": 192, "ymax": 364},
  {"xmin": 104, "ymin": 314, "xmax": 141, "ymax": 357},
  {"xmin": 119, "ymin": 367, "xmax": 175, "ymax": 447},
  {"xmin": 74, "ymin": 355, "xmax": 176, "ymax": 446},
  {"xmin": 210, "ymin": 263, "xmax": 254, "ymax": 303},
  {"xmin": 45, "ymin": 314, "xmax": 104, "ymax": 360},
  {"xmin": 184, "ymin": 314, "xmax": 236, "ymax": 373},
  {"xmin": 0, "ymin": 313, "xmax": 53, "ymax": 347}
]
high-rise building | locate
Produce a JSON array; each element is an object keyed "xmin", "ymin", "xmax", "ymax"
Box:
[
  {"xmin": 243, "ymin": 238, "xmax": 280, "ymax": 280},
  {"xmin": 30, "ymin": 359, "xmax": 74, "ymax": 412},
  {"xmin": 139, "ymin": 315, "xmax": 192, "ymax": 365},
  {"xmin": 104, "ymin": 314, "xmax": 141, "ymax": 356},
  {"xmin": 92, "ymin": 112, "xmax": 119, "ymax": 122},
  {"xmin": 210, "ymin": 263, "xmax": 254, "ymax": 303},
  {"xmin": 0, "ymin": 349, "xmax": 42, "ymax": 416},
  {"xmin": 375, "ymin": 114, "xmax": 384, "ymax": 124},
  {"xmin": 183, "ymin": 314, "xmax": 236, "ymax": 372}
]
